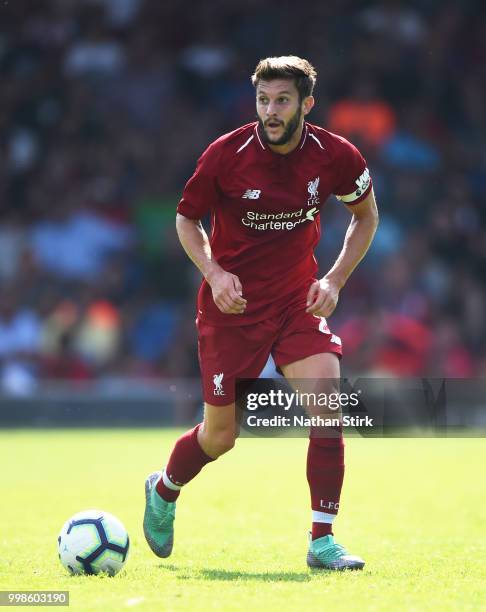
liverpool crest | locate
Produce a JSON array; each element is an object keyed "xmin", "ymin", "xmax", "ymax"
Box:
[{"xmin": 307, "ymin": 177, "xmax": 320, "ymax": 206}]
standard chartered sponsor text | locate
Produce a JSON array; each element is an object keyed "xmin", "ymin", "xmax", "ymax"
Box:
[{"xmin": 242, "ymin": 207, "xmax": 318, "ymax": 231}]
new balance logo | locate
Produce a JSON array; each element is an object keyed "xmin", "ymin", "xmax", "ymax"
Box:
[
  {"xmin": 242, "ymin": 189, "xmax": 261, "ymax": 199},
  {"xmin": 213, "ymin": 372, "xmax": 225, "ymax": 396}
]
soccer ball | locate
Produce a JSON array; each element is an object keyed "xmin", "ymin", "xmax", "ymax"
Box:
[{"xmin": 58, "ymin": 509, "xmax": 130, "ymax": 576}]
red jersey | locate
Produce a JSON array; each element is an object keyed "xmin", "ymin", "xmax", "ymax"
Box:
[{"xmin": 177, "ymin": 121, "xmax": 372, "ymax": 326}]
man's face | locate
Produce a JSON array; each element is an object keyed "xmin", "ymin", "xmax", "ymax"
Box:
[{"xmin": 256, "ymin": 79, "xmax": 305, "ymax": 146}]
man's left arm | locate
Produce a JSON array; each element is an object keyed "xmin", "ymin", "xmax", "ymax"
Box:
[{"xmin": 306, "ymin": 189, "xmax": 379, "ymax": 316}]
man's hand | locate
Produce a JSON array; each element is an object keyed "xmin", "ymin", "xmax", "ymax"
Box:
[
  {"xmin": 207, "ymin": 267, "xmax": 247, "ymax": 315},
  {"xmin": 306, "ymin": 277, "xmax": 340, "ymax": 317}
]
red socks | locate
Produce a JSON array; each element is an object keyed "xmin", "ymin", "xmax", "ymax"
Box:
[
  {"xmin": 155, "ymin": 423, "xmax": 344, "ymax": 543},
  {"xmin": 156, "ymin": 424, "xmax": 215, "ymax": 502},
  {"xmin": 307, "ymin": 432, "xmax": 345, "ymax": 540}
]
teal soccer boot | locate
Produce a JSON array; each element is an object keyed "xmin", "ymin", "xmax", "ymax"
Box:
[
  {"xmin": 307, "ymin": 534, "xmax": 365, "ymax": 570},
  {"xmin": 143, "ymin": 471, "xmax": 176, "ymax": 558}
]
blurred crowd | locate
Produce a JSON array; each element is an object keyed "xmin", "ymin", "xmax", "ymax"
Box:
[{"xmin": 0, "ymin": 0, "xmax": 485, "ymax": 395}]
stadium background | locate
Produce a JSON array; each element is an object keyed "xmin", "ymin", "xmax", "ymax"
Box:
[{"xmin": 0, "ymin": 0, "xmax": 485, "ymax": 424}]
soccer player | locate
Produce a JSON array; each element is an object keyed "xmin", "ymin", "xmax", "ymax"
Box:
[{"xmin": 144, "ymin": 56, "xmax": 379, "ymax": 570}]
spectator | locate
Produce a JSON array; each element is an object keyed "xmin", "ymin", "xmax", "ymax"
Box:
[
  {"xmin": 0, "ymin": 286, "xmax": 41, "ymax": 395},
  {"xmin": 327, "ymin": 78, "xmax": 396, "ymax": 149},
  {"xmin": 30, "ymin": 200, "xmax": 133, "ymax": 281}
]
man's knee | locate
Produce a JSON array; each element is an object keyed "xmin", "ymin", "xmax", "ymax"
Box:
[
  {"xmin": 210, "ymin": 431, "xmax": 236, "ymax": 457},
  {"xmin": 200, "ymin": 401, "xmax": 238, "ymax": 458},
  {"xmin": 199, "ymin": 425, "xmax": 236, "ymax": 458}
]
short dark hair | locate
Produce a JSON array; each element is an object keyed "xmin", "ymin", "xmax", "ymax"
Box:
[{"xmin": 251, "ymin": 56, "xmax": 317, "ymax": 101}]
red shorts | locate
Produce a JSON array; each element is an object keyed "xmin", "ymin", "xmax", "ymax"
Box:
[{"xmin": 196, "ymin": 299, "xmax": 343, "ymax": 406}]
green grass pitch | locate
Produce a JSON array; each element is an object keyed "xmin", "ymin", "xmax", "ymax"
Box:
[{"xmin": 0, "ymin": 429, "xmax": 485, "ymax": 611}]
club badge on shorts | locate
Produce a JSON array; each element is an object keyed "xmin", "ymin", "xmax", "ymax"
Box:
[{"xmin": 213, "ymin": 372, "xmax": 225, "ymax": 396}]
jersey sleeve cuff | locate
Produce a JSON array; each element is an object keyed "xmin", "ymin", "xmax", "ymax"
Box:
[
  {"xmin": 335, "ymin": 182, "xmax": 372, "ymax": 205},
  {"xmin": 176, "ymin": 206, "xmax": 202, "ymax": 220},
  {"xmin": 335, "ymin": 167, "xmax": 372, "ymax": 205}
]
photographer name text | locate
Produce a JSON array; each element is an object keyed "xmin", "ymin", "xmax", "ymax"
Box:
[{"xmin": 246, "ymin": 415, "xmax": 373, "ymax": 427}]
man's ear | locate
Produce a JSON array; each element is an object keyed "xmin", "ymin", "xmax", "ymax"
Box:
[{"xmin": 302, "ymin": 96, "xmax": 315, "ymax": 116}]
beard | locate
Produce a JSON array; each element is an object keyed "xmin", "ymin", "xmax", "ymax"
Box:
[{"xmin": 259, "ymin": 107, "xmax": 302, "ymax": 146}]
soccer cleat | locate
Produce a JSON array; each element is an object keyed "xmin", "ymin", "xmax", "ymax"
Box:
[
  {"xmin": 143, "ymin": 471, "xmax": 176, "ymax": 558},
  {"xmin": 306, "ymin": 533, "xmax": 365, "ymax": 570}
]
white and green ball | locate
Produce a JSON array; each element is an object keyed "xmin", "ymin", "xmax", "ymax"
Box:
[{"xmin": 58, "ymin": 510, "xmax": 129, "ymax": 576}]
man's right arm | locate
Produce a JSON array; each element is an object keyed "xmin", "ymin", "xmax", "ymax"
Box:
[{"xmin": 176, "ymin": 213, "xmax": 247, "ymax": 315}]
